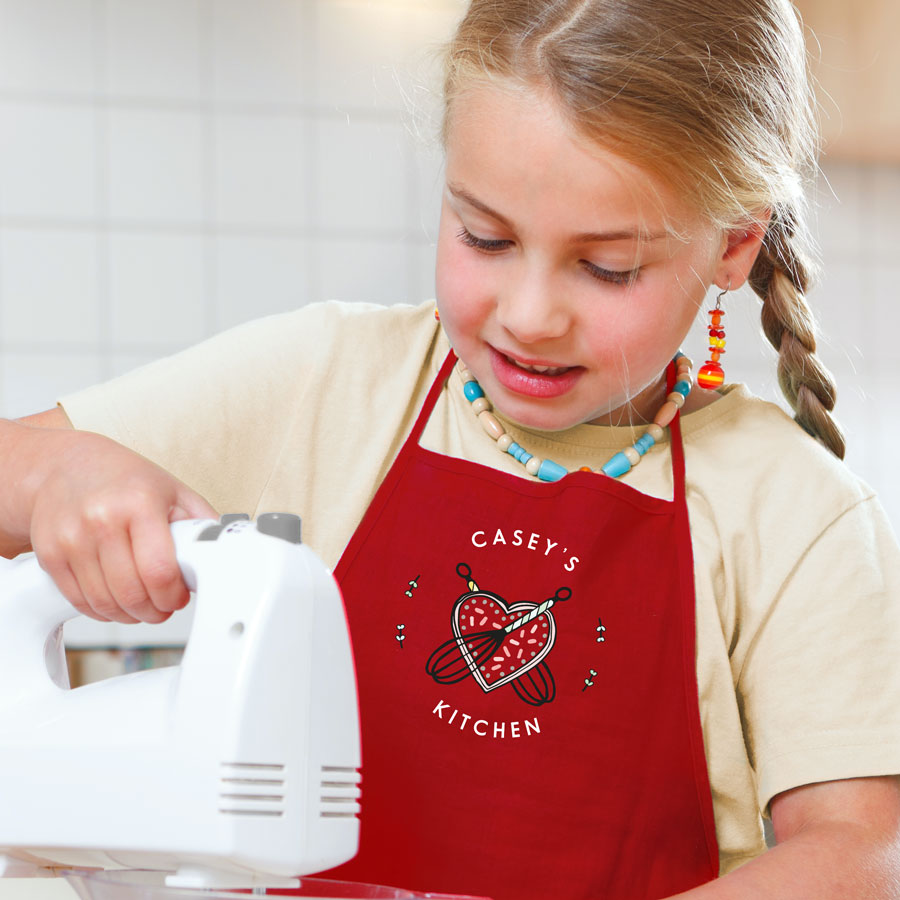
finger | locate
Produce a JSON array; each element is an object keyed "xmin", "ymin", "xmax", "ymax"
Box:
[
  {"xmin": 35, "ymin": 552, "xmax": 96, "ymax": 620},
  {"xmin": 67, "ymin": 549, "xmax": 141, "ymax": 624},
  {"xmin": 171, "ymin": 487, "xmax": 218, "ymax": 523},
  {"xmin": 97, "ymin": 530, "xmax": 172, "ymax": 624},
  {"xmin": 129, "ymin": 515, "xmax": 191, "ymax": 615}
]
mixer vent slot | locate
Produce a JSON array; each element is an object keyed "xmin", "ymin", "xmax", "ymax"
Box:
[
  {"xmin": 319, "ymin": 765, "xmax": 361, "ymax": 819},
  {"xmin": 219, "ymin": 762, "xmax": 286, "ymax": 817}
]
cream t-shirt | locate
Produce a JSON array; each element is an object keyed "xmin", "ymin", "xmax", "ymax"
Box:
[{"xmin": 60, "ymin": 299, "xmax": 900, "ymax": 875}]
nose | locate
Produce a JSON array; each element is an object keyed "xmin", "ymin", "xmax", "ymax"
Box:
[{"xmin": 495, "ymin": 264, "xmax": 571, "ymax": 345}]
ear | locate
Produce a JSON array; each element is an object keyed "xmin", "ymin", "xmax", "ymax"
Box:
[{"xmin": 712, "ymin": 213, "xmax": 771, "ymax": 290}]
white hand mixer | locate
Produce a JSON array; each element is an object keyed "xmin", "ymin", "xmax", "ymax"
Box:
[{"xmin": 0, "ymin": 513, "xmax": 361, "ymax": 891}]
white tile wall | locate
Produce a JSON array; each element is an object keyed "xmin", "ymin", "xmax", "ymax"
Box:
[
  {"xmin": 0, "ymin": 0, "xmax": 96, "ymax": 96},
  {"xmin": 213, "ymin": 112, "xmax": 311, "ymax": 228},
  {"xmin": 107, "ymin": 108, "xmax": 206, "ymax": 224},
  {"xmin": 0, "ymin": 101, "xmax": 99, "ymax": 219},
  {"xmin": 105, "ymin": 0, "xmax": 206, "ymax": 103},
  {"xmin": 107, "ymin": 233, "xmax": 207, "ymax": 344},
  {"xmin": 214, "ymin": 234, "xmax": 311, "ymax": 330},
  {"xmin": 0, "ymin": 0, "xmax": 898, "ymax": 547},
  {"xmin": 1, "ymin": 228, "xmax": 101, "ymax": 344},
  {"xmin": 211, "ymin": 0, "xmax": 312, "ymax": 107}
]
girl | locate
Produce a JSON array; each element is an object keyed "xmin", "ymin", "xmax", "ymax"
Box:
[{"xmin": 2, "ymin": 1, "xmax": 900, "ymax": 898}]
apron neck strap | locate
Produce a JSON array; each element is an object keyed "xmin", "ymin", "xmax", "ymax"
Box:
[
  {"xmin": 666, "ymin": 359, "xmax": 687, "ymax": 505},
  {"xmin": 407, "ymin": 349, "xmax": 459, "ymax": 444}
]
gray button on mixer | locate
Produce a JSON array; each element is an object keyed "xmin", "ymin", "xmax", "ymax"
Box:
[
  {"xmin": 256, "ymin": 512, "xmax": 302, "ymax": 544},
  {"xmin": 198, "ymin": 524, "xmax": 224, "ymax": 541},
  {"xmin": 220, "ymin": 513, "xmax": 251, "ymax": 525}
]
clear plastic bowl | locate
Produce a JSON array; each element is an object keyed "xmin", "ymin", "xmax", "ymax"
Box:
[{"xmin": 63, "ymin": 870, "xmax": 490, "ymax": 900}]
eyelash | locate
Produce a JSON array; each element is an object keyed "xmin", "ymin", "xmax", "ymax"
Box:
[{"xmin": 455, "ymin": 226, "xmax": 639, "ymax": 287}]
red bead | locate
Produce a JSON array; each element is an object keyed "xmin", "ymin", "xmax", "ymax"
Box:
[{"xmin": 697, "ymin": 362, "xmax": 724, "ymax": 389}]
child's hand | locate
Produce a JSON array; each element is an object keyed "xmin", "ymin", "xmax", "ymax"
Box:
[{"xmin": 5, "ymin": 411, "xmax": 218, "ymax": 624}]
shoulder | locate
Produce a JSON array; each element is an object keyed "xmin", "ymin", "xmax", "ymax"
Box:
[
  {"xmin": 682, "ymin": 383, "xmax": 873, "ymax": 531},
  {"xmin": 217, "ymin": 299, "xmax": 439, "ymax": 368},
  {"xmin": 165, "ymin": 299, "xmax": 444, "ymax": 405}
]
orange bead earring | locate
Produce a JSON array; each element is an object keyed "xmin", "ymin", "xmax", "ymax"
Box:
[{"xmin": 697, "ymin": 283, "xmax": 729, "ymax": 390}]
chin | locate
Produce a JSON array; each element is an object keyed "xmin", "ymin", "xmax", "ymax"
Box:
[{"xmin": 492, "ymin": 399, "xmax": 589, "ymax": 433}]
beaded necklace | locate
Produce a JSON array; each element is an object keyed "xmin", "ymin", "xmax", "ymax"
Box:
[{"xmin": 459, "ymin": 354, "xmax": 694, "ymax": 482}]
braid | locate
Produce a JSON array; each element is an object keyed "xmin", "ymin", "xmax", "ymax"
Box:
[{"xmin": 749, "ymin": 206, "xmax": 846, "ymax": 459}]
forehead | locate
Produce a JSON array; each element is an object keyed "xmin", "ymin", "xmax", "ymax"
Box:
[{"xmin": 444, "ymin": 82, "xmax": 701, "ymax": 238}]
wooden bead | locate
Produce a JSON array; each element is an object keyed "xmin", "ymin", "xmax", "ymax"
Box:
[
  {"xmin": 456, "ymin": 363, "xmax": 471, "ymax": 382},
  {"xmin": 667, "ymin": 391, "xmax": 685, "ymax": 409},
  {"xmin": 497, "ymin": 433, "xmax": 514, "ymax": 451},
  {"xmin": 524, "ymin": 456, "xmax": 543, "ymax": 476},
  {"xmin": 677, "ymin": 355, "xmax": 693, "ymax": 371},
  {"xmin": 646, "ymin": 423, "xmax": 665, "ymax": 441},
  {"xmin": 471, "ymin": 397, "xmax": 490, "ymax": 414},
  {"xmin": 623, "ymin": 446, "xmax": 641, "ymax": 466},
  {"xmin": 653, "ymin": 400, "xmax": 679, "ymax": 427},
  {"xmin": 478, "ymin": 411, "xmax": 505, "ymax": 441}
]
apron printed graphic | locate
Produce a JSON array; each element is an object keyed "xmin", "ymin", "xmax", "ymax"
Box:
[{"xmin": 425, "ymin": 563, "xmax": 571, "ymax": 706}]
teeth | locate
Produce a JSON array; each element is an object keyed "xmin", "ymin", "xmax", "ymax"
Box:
[{"xmin": 505, "ymin": 355, "xmax": 569, "ymax": 376}]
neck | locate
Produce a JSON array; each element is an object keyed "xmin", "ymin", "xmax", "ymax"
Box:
[{"xmin": 587, "ymin": 373, "xmax": 669, "ymax": 427}]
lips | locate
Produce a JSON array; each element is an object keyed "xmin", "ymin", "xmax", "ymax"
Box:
[{"xmin": 488, "ymin": 346, "xmax": 584, "ymax": 399}]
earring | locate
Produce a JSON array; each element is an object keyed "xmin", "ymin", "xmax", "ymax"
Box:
[{"xmin": 697, "ymin": 282, "xmax": 728, "ymax": 390}]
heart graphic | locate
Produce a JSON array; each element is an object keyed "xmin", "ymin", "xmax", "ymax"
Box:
[{"xmin": 450, "ymin": 591, "xmax": 556, "ymax": 693}]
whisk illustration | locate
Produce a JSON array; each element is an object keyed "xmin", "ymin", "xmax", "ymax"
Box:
[{"xmin": 425, "ymin": 563, "xmax": 571, "ymax": 706}]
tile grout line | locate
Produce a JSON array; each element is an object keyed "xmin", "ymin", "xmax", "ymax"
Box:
[
  {"xmin": 94, "ymin": 0, "xmax": 113, "ymax": 383},
  {"xmin": 200, "ymin": 0, "xmax": 218, "ymax": 337},
  {"xmin": 305, "ymin": 0, "xmax": 321, "ymax": 308}
]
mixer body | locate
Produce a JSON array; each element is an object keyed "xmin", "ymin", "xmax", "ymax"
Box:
[{"xmin": 0, "ymin": 515, "xmax": 361, "ymax": 889}]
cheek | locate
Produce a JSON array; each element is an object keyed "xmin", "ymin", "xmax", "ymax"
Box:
[
  {"xmin": 578, "ymin": 279, "xmax": 698, "ymax": 372},
  {"xmin": 435, "ymin": 234, "xmax": 488, "ymax": 331}
]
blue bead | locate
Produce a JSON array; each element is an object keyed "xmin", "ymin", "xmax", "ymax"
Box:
[
  {"xmin": 673, "ymin": 380, "xmax": 691, "ymax": 397},
  {"xmin": 509, "ymin": 443, "xmax": 531, "ymax": 463},
  {"xmin": 537, "ymin": 459, "xmax": 567, "ymax": 482},
  {"xmin": 463, "ymin": 381, "xmax": 484, "ymax": 402},
  {"xmin": 601, "ymin": 451, "xmax": 632, "ymax": 478},
  {"xmin": 634, "ymin": 435, "xmax": 655, "ymax": 455}
]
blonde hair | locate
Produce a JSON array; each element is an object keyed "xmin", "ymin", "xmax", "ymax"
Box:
[{"xmin": 442, "ymin": 0, "xmax": 845, "ymax": 458}]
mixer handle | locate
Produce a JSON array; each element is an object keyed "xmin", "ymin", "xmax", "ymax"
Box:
[{"xmin": 0, "ymin": 518, "xmax": 219, "ymax": 697}]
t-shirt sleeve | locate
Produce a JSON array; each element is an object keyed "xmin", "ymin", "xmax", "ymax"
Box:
[
  {"xmin": 58, "ymin": 301, "xmax": 411, "ymax": 517},
  {"xmin": 735, "ymin": 493, "xmax": 900, "ymax": 814}
]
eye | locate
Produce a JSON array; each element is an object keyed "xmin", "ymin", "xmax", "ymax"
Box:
[
  {"xmin": 456, "ymin": 226, "xmax": 512, "ymax": 252},
  {"xmin": 581, "ymin": 260, "xmax": 640, "ymax": 287}
]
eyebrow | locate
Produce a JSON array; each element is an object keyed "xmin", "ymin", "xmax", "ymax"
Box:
[{"xmin": 447, "ymin": 183, "xmax": 668, "ymax": 243}]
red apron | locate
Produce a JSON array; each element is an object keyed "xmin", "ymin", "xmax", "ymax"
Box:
[{"xmin": 324, "ymin": 351, "xmax": 718, "ymax": 900}]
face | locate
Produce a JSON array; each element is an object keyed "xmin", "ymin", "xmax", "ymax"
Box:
[{"xmin": 435, "ymin": 83, "xmax": 725, "ymax": 431}]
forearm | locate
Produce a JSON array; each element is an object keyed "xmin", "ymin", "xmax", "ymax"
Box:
[
  {"xmin": 0, "ymin": 409, "xmax": 75, "ymax": 557},
  {"xmin": 666, "ymin": 822, "xmax": 900, "ymax": 899},
  {"xmin": 0, "ymin": 417, "xmax": 43, "ymax": 557}
]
